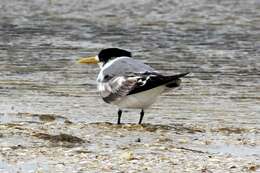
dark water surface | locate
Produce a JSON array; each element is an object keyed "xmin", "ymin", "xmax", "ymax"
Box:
[{"xmin": 0, "ymin": 0, "xmax": 259, "ymax": 172}]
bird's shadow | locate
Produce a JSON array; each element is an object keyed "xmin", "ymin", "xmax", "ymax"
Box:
[{"xmin": 87, "ymin": 122, "xmax": 205, "ymax": 133}]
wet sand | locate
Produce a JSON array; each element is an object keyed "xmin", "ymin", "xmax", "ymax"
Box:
[{"xmin": 0, "ymin": 113, "xmax": 259, "ymax": 172}]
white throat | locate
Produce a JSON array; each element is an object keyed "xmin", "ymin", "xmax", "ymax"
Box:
[{"xmin": 98, "ymin": 62, "xmax": 104, "ymax": 68}]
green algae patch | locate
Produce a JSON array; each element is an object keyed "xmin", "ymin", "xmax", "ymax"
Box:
[
  {"xmin": 33, "ymin": 132, "xmax": 85, "ymax": 144},
  {"xmin": 38, "ymin": 114, "xmax": 56, "ymax": 122},
  {"xmin": 211, "ymin": 127, "xmax": 249, "ymax": 134}
]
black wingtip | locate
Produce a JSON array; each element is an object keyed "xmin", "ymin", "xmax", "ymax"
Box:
[
  {"xmin": 165, "ymin": 72, "xmax": 189, "ymax": 88},
  {"xmin": 172, "ymin": 72, "xmax": 190, "ymax": 78}
]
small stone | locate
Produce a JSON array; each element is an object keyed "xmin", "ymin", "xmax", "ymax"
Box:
[
  {"xmin": 205, "ymin": 140, "xmax": 211, "ymax": 145},
  {"xmin": 120, "ymin": 151, "xmax": 134, "ymax": 161},
  {"xmin": 64, "ymin": 120, "xmax": 73, "ymax": 124},
  {"xmin": 39, "ymin": 114, "xmax": 56, "ymax": 122},
  {"xmin": 179, "ymin": 139, "xmax": 188, "ymax": 144},
  {"xmin": 135, "ymin": 138, "xmax": 141, "ymax": 142},
  {"xmin": 230, "ymin": 165, "xmax": 236, "ymax": 169},
  {"xmin": 248, "ymin": 164, "xmax": 260, "ymax": 171}
]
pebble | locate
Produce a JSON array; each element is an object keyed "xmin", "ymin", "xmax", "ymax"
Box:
[{"xmin": 135, "ymin": 138, "xmax": 141, "ymax": 142}]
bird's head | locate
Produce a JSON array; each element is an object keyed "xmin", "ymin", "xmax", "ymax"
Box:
[{"xmin": 77, "ymin": 48, "xmax": 132, "ymax": 67}]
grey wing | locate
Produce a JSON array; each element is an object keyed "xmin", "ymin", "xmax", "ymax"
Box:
[
  {"xmin": 97, "ymin": 57, "xmax": 157, "ymax": 103},
  {"xmin": 99, "ymin": 57, "xmax": 156, "ymax": 81},
  {"xmin": 98, "ymin": 76, "xmax": 141, "ymax": 103},
  {"xmin": 98, "ymin": 72, "xmax": 189, "ymax": 103}
]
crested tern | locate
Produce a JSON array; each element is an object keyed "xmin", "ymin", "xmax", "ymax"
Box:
[{"xmin": 78, "ymin": 48, "xmax": 189, "ymax": 124}]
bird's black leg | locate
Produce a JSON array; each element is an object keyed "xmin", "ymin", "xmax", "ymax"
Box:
[
  {"xmin": 117, "ymin": 109, "xmax": 122, "ymax": 124},
  {"xmin": 138, "ymin": 109, "xmax": 144, "ymax": 124}
]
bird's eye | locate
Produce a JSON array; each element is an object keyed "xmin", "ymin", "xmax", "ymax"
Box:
[{"xmin": 104, "ymin": 75, "xmax": 110, "ymax": 79}]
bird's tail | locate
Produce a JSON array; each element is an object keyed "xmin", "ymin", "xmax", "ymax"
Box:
[{"xmin": 165, "ymin": 72, "xmax": 189, "ymax": 88}]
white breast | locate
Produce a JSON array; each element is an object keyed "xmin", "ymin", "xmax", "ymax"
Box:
[{"xmin": 112, "ymin": 85, "xmax": 166, "ymax": 109}]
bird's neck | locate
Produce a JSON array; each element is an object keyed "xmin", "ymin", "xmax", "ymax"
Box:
[{"xmin": 98, "ymin": 62, "xmax": 104, "ymax": 69}]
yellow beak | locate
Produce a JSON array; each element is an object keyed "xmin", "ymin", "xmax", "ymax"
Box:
[{"xmin": 77, "ymin": 56, "xmax": 99, "ymax": 64}]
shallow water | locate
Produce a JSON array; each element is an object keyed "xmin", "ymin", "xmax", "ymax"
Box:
[{"xmin": 0, "ymin": 0, "xmax": 260, "ymax": 172}]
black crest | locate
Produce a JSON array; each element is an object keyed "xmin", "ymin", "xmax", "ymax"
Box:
[{"xmin": 98, "ymin": 48, "xmax": 132, "ymax": 63}]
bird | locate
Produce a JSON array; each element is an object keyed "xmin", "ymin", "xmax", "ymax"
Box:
[{"xmin": 77, "ymin": 48, "xmax": 189, "ymax": 125}]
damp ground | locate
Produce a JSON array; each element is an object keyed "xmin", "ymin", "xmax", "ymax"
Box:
[{"xmin": 0, "ymin": 0, "xmax": 260, "ymax": 172}]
